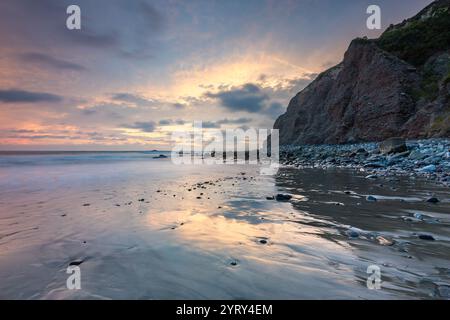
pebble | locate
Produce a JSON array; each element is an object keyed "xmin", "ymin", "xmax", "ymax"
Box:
[
  {"xmin": 69, "ymin": 260, "xmax": 84, "ymax": 266},
  {"xmin": 275, "ymin": 194, "xmax": 292, "ymax": 201},
  {"xmin": 419, "ymin": 164, "xmax": 437, "ymax": 173},
  {"xmin": 413, "ymin": 213, "xmax": 424, "ymax": 220},
  {"xmin": 376, "ymin": 236, "xmax": 395, "ymax": 246},
  {"xmin": 347, "ymin": 230, "xmax": 360, "ymax": 238},
  {"xmin": 426, "ymin": 197, "xmax": 440, "ymax": 203},
  {"xmin": 418, "ymin": 234, "xmax": 435, "ymax": 241},
  {"xmin": 402, "ymin": 216, "xmax": 421, "ymax": 223},
  {"xmin": 279, "ymin": 139, "xmax": 450, "ymax": 187},
  {"xmin": 436, "ymin": 285, "xmax": 450, "ymax": 298}
]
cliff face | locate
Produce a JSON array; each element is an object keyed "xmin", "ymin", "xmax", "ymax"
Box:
[{"xmin": 274, "ymin": 0, "xmax": 450, "ymax": 145}]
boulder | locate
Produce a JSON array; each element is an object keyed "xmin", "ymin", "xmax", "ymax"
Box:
[{"xmin": 379, "ymin": 138, "xmax": 407, "ymax": 154}]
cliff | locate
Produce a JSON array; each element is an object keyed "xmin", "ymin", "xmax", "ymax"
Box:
[{"xmin": 274, "ymin": 0, "xmax": 450, "ymax": 145}]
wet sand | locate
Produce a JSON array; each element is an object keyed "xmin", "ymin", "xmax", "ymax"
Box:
[{"xmin": 0, "ymin": 154, "xmax": 449, "ymax": 299}]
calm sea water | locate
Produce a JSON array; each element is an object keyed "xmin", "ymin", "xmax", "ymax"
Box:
[{"xmin": 0, "ymin": 152, "xmax": 449, "ymax": 299}]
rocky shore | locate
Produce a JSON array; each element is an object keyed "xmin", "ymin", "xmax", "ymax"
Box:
[{"xmin": 279, "ymin": 138, "xmax": 450, "ymax": 187}]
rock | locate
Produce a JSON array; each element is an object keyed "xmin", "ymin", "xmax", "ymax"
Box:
[
  {"xmin": 138, "ymin": 198, "xmax": 145, "ymax": 202},
  {"xmin": 419, "ymin": 164, "xmax": 436, "ymax": 173},
  {"xmin": 364, "ymin": 162, "xmax": 386, "ymax": 168},
  {"xmin": 346, "ymin": 230, "xmax": 360, "ymax": 238},
  {"xmin": 426, "ymin": 197, "xmax": 440, "ymax": 203},
  {"xmin": 402, "ymin": 216, "xmax": 421, "ymax": 223},
  {"xmin": 413, "ymin": 213, "xmax": 424, "ymax": 220},
  {"xmin": 153, "ymin": 154, "xmax": 168, "ymax": 159},
  {"xmin": 390, "ymin": 151, "xmax": 410, "ymax": 158},
  {"xmin": 436, "ymin": 285, "xmax": 450, "ymax": 298},
  {"xmin": 379, "ymin": 138, "xmax": 407, "ymax": 155},
  {"xmin": 266, "ymin": 196, "xmax": 275, "ymax": 200},
  {"xmin": 376, "ymin": 236, "xmax": 395, "ymax": 246},
  {"xmin": 69, "ymin": 260, "xmax": 84, "ymax": 266},
  {"xmin": 418, "ymin": 234, "xmax": 435, "ymax": 241},
  {"xmin": 259, "ymin": 239, "xmax": 268, "ymax": 244},
  {"xmin": 408, "ymin": 150, "xmax": 427, "ymax": 160},
  {"xmin": 275, "ymin": 194, "xmax": 292, "ymax": 201},
  {"xmin": 366, "ymin": 195, "xmax": 377, "ymax": 202},
  {"xmin": 82, "ymin": 203, "xmax": 90, "ymax": 207}
]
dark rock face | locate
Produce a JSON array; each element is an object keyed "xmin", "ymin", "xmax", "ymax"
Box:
[{"xmin": 274, "ymin": 1, "xmax": 450, "ymax": 145}]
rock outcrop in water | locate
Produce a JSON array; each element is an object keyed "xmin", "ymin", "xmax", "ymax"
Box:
[{"xmin": 274, "ymin": 0, "xmax": 450, "ymax": 145}]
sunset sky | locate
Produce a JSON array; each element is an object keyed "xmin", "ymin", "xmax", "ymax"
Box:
[{"xmin": 0, "ymin": 0, "xmax": 432, "ymax": 150}]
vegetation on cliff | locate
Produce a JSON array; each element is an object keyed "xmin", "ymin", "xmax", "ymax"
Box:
[{"xmin": 376, "ymin": 0, "xmax": 450, "ymax": 67}]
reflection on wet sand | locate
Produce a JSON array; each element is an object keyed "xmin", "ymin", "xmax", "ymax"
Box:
[{"xmin": 0, "ymin": 157, "xmax": 449, "ymax": 299}]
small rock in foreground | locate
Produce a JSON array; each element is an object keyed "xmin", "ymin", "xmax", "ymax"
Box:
[
  {"xmin": 426, "ymin": 197, "xmax": 440, "ymax": 203},
  {"xmin": 418, "ymin": 234, "xmax": 435, "ymax": 241},
  {"xmin": 275, "ymin": 194, "xmax": 292, "ymax": 201},
  {"xmin": 376, "ymin": 236, "xmax": 395, "ymax": 246}
]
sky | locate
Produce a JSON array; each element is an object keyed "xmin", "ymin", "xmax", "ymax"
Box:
[{"xmin": 0, "ymin": 0, "xmax": 433, "ymax": 150}]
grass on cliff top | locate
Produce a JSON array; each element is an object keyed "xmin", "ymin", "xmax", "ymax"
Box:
[{"xmin": 376, "ymin": 6, "xmax": 450, "ymax": 67}]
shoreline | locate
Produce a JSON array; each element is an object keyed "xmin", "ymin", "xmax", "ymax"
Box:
[{"xmin": 279, "ymin": 138, "xmax": 450, "ymax": 188}]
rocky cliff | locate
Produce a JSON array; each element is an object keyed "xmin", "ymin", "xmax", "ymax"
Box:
[{"xmin": 274, "ymin": 0, "xmax": 450, "ymax": 145}]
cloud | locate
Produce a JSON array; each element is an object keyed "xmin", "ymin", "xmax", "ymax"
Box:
[
  {"xmin": 265, "ymin": 102, "xmax": 285, "ymax": 117},
  {"xmin": 158, "ymin": 119, "xmax": 172, "ymax": 125},
  {"xmin": 123, "ymin": 121, "xmax": 156, "ymax": 132},
  {"xmin": 156, "ymin": 118, "xmax": 252, "ymax": 128},
  {"xmin": 202, "ymin": 121, "xmax": 221, "ymax": 129},
  {"xmin": 0, "ymin": 0, "xmax": 166, "ymax": 60},
  {"xmin": 172, "ymin": 103, "xmax": 186, "ymax": 109},
  {"xmin": 204, "ymin": 83, "xmax": 288, "ymax": 118},
  {"xmin": 216, "ymin": 117, "xmax": 252, "ymax": 125},
  {"xmin": 18, "ymin": 52, "xmax": 86, "ymax": 71},
  {"xmin": 285, "ymin": 75, "xmax": 318, "ymax": 93},
  {"xmin": 206, "ymin": 83, "xmax": 269, "ymax": 113},
  {"xmin": 0, "ymin": 89, "xmax": 63, "ymax": 103},
  {"xmin": 158, "ymin": 119, "xmax": 187, "ymax": 126},
  {"xmin": 111, "ymin": 93, "xmax": 153, "ymax": 107}
]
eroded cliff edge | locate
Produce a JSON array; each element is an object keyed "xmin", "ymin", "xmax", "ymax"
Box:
[{"xmin": 274, "ymin": 0, "xmax": 450, "ymax": 145}]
